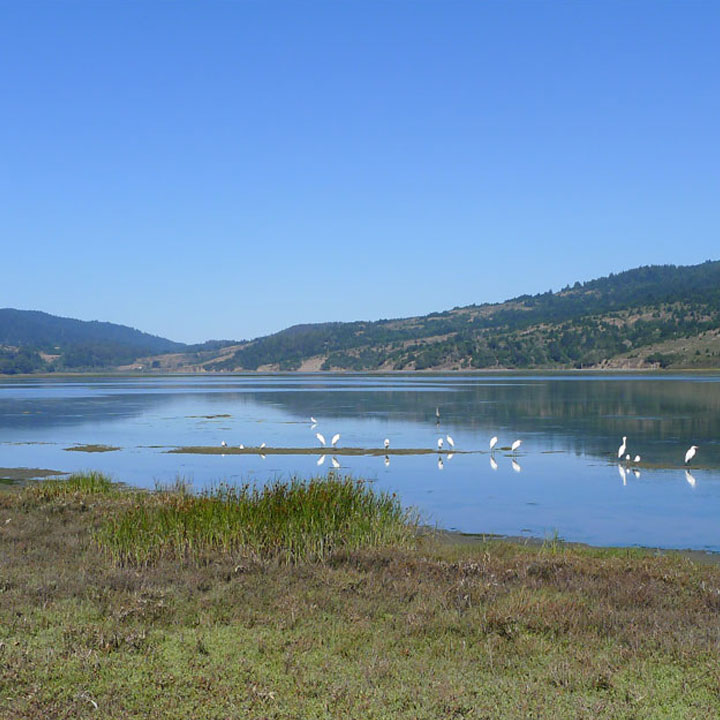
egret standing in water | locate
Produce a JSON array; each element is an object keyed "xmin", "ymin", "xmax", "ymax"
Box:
[
  {"xmin": 511, "ymin": 439, "xmax": 522, "ymax": 453},
  {"xmin": 685, "ymin": 445, "xmax": 699, "ymax": 464},
  {"xmin": 633, "ymin": 455, "xmax": 641, "ymax": 463},
  {"xmin": 437, "ymin": 437, "xmax": 444, "ymax": 450},
  {"xmin": 384, "ymin": 438, "xmax": 390, "ymax": 450},
  {"xmin": 489, "ymin": 436, "xmax": 498, "ymax": 452},
  {"xmin": 331, "ymin": 433, "xmax": 341, "ymax": 448},
  {"xmin": 446, "ymin": 435, "xmax": 455, "ymax": 449},
  {"xmin": 220, "ymin": 441, "xmax": 227, "ymax": 447},
  {"xmin": 617, "ymin": 436, "xmax": 627, "ymax": 459},
  {"xmin": 316, "ymin": 432, "xmax": 326, "ymax": 447}
]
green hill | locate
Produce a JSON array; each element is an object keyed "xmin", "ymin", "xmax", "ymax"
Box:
[
  {"xmin": 204, "ymin": 260, "xmax": 720, "ymax": 372},
  {"xmin": 3, "ymin": 261, "xmax": 720, "ymax": 374},
  {"xmin": 0, "ymin": 309, "xmax": 186, "ymax": 373}
]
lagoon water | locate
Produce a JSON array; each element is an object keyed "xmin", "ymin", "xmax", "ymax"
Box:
[{"xmin": 1, "ymin": 373, "xmax": 720, "ymax": 551}]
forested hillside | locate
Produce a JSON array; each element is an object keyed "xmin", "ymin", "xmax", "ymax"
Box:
[
  {"xmin": 205, "ymin": 260, "xmax": 720, "ymax": 371},
  {"xmin": 3, "ymin": 261, "xmax": 719, "ymax": 374},
  {"xmin": 0, "ymin": 310, "xmax": 186, "ymax": 373}
]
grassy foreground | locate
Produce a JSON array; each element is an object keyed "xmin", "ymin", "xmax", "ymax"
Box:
[{"xmin": 1, "ymin": 475, "xmax": 720, "ymax": 719}]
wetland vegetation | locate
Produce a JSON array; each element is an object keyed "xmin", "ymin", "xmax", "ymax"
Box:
[{"xmin": 2, "ymin": 472, "xmax": 720, "ymax": 718}]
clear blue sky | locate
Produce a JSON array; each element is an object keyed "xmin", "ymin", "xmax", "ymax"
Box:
[{"xmin": 2, "ymin": 1, "xmax": 718, "ymax": 344}]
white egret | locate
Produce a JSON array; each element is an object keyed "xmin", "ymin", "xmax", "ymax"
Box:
[
  {"xmin": 317, "ymin": 454, "xmax": 326, "ymax": 466},
  {"xmin": 511, "ymin": 439, "xmax": 522, "ymax": 453},
  {"xmin": 239, "ymin": 444, "xmax": 244, "ymax": 449},
  {"xmin": 331, "ymin": 433, "xmax": 340, "ymax": 447},
  {"xmin": 310, "ymin": 416, "xmax": 317, "ymax": 424},
  {"xmin": 633, "ymin": 455, "xmax": 641, "ymax": 463},
  {"xmin": 220, "ymin": 441, "xmax": 227, "ymax": 447},
  {"xmin": 316, "ymin": 432, "xmax": 326, "ymax": 447},
  {"xmin": 446, "ymin": 435, "xmax": 455, "ymax": 449},
  {"xmin": 436, "ymin": 407, "xmax": 440, "ymax": 419},
  {"xmin": 489, "ymin": 456, "xmax": 498, "ymax": 471},
  {"xmin": 511, "ymin": 459, "xmax": 522, "ymax": 473},
  {"xmin": 625, "ymin": 454, "xmax": 631, "ymax": 463},
  {"xmin": 618, "ymin": 464, "xmax": 627, "ymax": 486},
  {"xmin": 331, "ymin": 457, "xmax": 340, "ymax": 469},
  {"xmin": 437, "ymin": 456, "xmax": 444, "ymax": 470},
  {"xmin": 384, "ymin": 455, "xmax": 390, "ymax": 467},
  {"xmin": 685, "ymin": 469, "xmax": 696, "ymax": 488},
  {"xmin": 437, "ymin": 437, "xmax": 444, "ymax": 450},
  {"xmin": 384, "ymin": 438, "xmax": 390, "ymax": 449},
  {"xmin": 632, "ymin": 469, "xmax": 641, "ymax": 478},
  {"xmin": 617, "ymin": 436, "xmax": 627, "ymax": 459},
  {"xmin": 260, "ymin": 442, "xmax": 266, "ymax": 449},
  {"xmin": 685, "ymin": 445, "xmax": 698, "ymax": 464},
  {"xmin": 489, "ymin": 436, "xmax": 498, "ymax": 451}
]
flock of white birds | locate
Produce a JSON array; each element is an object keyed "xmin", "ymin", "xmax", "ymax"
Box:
[{"xmin": 218, "ymin": 410, "xmax": 702, "ymax": 481}]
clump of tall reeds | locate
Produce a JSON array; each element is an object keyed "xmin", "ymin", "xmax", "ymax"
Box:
[
  {"xmin": 24, "ymin": 471, "xmax": 117, "ymax": 502},
  {"xmin": 96, "ymin": 475, "xmax": 417, "ymax": 566}
]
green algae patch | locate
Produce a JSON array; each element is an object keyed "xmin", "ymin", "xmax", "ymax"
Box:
[{"xmin": 64, "ymin": 444, "xmax": 122, "ymax": 453}]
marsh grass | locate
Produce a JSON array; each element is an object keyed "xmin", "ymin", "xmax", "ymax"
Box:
[
  {"xmin": 97, "ymin": 474, "xmax": 417, "ymax": 566},
  {"xmin": 23, "ymin": 470, "xmax": 117, "ymax": 502}
]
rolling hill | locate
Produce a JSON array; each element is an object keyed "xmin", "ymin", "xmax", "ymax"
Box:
[{"xmin": 2, "ymin": 260, "xmax": 720, "ymax": 374}]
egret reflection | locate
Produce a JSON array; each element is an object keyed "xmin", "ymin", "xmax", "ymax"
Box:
[
  {"xmin": 618, "ymin": 464, "xmax": 627, "ymax": 486},
  {"xmin": 384, "ymin": 455, "xmax": 390, "ymax": 467},
  {"xmin": 511, "ymin": 459, "xmax": 522, "ymax": 473},
  {"xmin": 437, "ymin": 456, "xmax": 444, "ymax": 470},
  {"xmin": 316, "ymin": 454, "xmax": 326, "ymax": 466},
  {"xmin": 331, "ymin": 456, "xmax": 340, "ymax": 469},
  {"xmin": 489, "ymin": 456, "xmax": 498, "ymax": 471},
  {"xmin": 685, "ymin": 469, "xmax": 696, "ymax": 488}
]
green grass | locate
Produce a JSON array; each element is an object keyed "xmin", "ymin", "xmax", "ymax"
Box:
[
  {"xmin": 23, "ymin": 470, "xmax": 117, "ymax": 502},
  {"xmin": 3, "ymin": 473, "xmax": 720, "ymax": 718},
  {"xmin": 97, "ymin": 475, "xmax": 416, "ymax": 566}
]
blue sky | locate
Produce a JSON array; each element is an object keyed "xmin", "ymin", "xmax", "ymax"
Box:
[{"xmin": 2, "ymin": 1, "xmax": 719, "ymax": 344}]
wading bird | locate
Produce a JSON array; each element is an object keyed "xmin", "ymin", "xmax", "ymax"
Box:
[
  {"xmin": 436, "ymin": 407, "xmax": 440, "ymax": 420},
  {"xmin": 220, "ymin": 441, "xmax": 227, "ymax": 447},
  {"xmin": 511, "ymin": 439, "xmax": 522, "ymax": 453},
  {"xmin": 260, "ymin": 442, "xmax": 266, "ymax": 449},
  {"xmin": 437, "ymin": 437, "xmax": 444, "ymax": 450},
  {"xmin": 384, "ymin": 438, "xmax": 390, "ymax": 449},
  {"xmin": 489, "ymin": 436, "xmax": 498, "ymax": 451},
  {"xmin": 634, "ymin": 455, "xmax": 641, "ymax": 463},
  {"xmin": 310, "ymin": 416, "xmax": 317, "ymax": 424},
  {"xmin": 331, "ymin": 433, "xmax": 340, "ymax": 447},
  {"xmin": 446, "ymin": 435, "xmax": 455, "ymax": 449},
  {"xmin": 685, "ymin": 445, "xmax": 699, "ymax": 464},
  {"xmin": 316, "ymin": 432, "xmax": 326, "ymax": 447},
  {"xmin": 618, "ymin": 436, "xmax": 627, "ymax": 459}
]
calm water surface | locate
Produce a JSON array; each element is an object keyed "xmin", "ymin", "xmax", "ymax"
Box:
[{"xmin": 1, "ymin": 373, "xmax": 719, "ymax": 551}]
